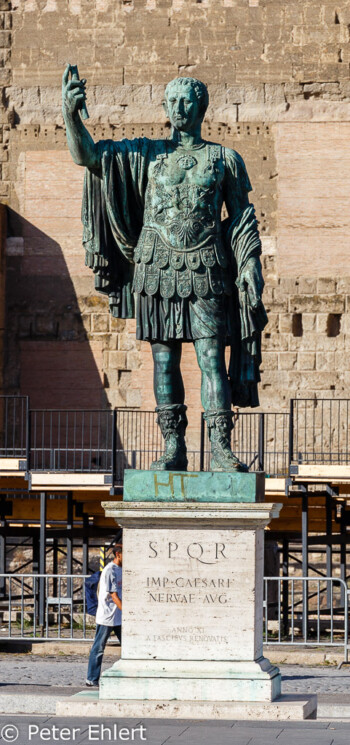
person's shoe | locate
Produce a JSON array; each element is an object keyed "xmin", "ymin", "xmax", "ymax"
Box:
[
  {"xmin": 151, "ymin": 404, "xmax": 188, "ymax": 471},
  {"xmin": 85, "ymin": 679, "xmax": 99, "ymax": 687},
  {"xmin": 204, "ymin": 409, "xmax": 248, "ymax": 472}
]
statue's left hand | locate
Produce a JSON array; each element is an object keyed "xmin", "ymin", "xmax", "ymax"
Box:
[{"xmin": 237, "ymin": 257, "xmax": 264, "ymax": 310}]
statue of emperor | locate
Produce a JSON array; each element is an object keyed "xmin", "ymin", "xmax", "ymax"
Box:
[{"xmin": 62, "ymin": 67, "xmax": 267, "ymax": 472}]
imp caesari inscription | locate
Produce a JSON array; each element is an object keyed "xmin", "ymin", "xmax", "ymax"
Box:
[{"xmin": 146, "ymin": 539, "xmax": 232, "ymax": 606}]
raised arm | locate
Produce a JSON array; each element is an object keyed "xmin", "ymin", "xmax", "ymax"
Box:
[{"xmin": 62, "ymin": 64, "xmax": 99, "ymax": 171}]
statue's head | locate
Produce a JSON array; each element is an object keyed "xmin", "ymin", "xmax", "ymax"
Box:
[{"xmin": 163, "ymin": 77, "xmax": 209, "ymax": 132}]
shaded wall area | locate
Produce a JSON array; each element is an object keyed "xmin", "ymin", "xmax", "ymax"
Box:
[
  {"xmin": 2, "ymin": 1, "xmax": 350, "ymax": 415},
  {"xmin": 4, "ymin": 150, "xmax": 110, "ymax": 410},
  {"xmin": 0, "ymin": 205, "xmax": 5, "ymax": 394}
]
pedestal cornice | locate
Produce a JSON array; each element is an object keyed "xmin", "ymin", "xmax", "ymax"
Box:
[{"xmin": 102, "ymin": 501, "xmax": 283, "ymax": 529}]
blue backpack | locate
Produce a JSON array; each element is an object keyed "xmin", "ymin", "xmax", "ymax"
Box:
[{"xmin": 84, "ymin": 570, "xmax": 101, "ymax": 616}]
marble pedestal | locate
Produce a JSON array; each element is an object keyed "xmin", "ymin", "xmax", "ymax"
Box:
[{"xmin": 56, "ymin": 470, "xmax": 317, "ymax": 719}]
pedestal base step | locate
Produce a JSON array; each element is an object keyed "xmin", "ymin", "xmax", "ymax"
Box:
[{"xmin": 56, "ymin": 692, "xmax": 317, "ymax": 721}]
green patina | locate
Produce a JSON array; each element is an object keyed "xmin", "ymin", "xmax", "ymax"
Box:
[
  {"xmin": 123, "ymin": 469, "xmax": 264, "ymax": 503},
  {"xmin": 63, "ymin": 67, "xmax": 267, "ymax": 473}
]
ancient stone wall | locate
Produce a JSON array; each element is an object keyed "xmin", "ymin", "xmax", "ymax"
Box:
[{"xmin": 2, "ymin": 0, "xmax": 350, "ymax": 424}]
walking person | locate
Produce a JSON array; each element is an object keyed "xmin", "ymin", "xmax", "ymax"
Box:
[{"xmin": 86, "ymin": 543, "xmax": 122, "ymax": 686}]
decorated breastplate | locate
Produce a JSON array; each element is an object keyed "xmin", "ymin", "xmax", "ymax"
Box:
[
  {"xmin": 133, "ymin": 142, "xmax": 231, "ymax": 300},
  {"xmin": 143, "ymin": 141, "xmax": 224, "ymax": 250}
]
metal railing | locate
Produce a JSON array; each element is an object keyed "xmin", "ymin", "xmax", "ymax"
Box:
[
  {"xmin": 3, "ymin": 397, "xmax": 350, "ymax": 478},
  {"xmin": 29, "ymin": 409, "xmax": 114, "ymax": 472},
  {"xmin": 0, "ymin": 573, "xmax": 94, "ymax": 641},
  {"xmin": 0, "ymin": 396, "xmax": 28, "ymax": 458},
  {"xmin": 290, "ymin": 398, "xmax": 350, "ymax": 465},
  {"xmin": 264, "ymin": 576, "xmax": 349, "ymax": 662},
  {"xmin": 1, "ymin": 572, "xmax": 349, "ymax": 660}
]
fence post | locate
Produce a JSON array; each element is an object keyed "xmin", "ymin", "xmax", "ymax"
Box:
[
  {"xmin": 26, "ymin": 408, "xmax": 31, "ymax": 471},
  {"xmin": 288, "ymin": 399, "xmax": 294, "ymax": 467},
  {"xmin": 345, "ymin": 589, "xmax": 349, "ymax": 664},
  {"xmin": 39, "ymin": 492, "xmax": 46, "ymax": 629},
  {"xmin": 199, "ymin": 412, "xmax": 205, "ymax": 472},
  {"xmin": 66, "ymin": 492, "xmax": 73, "ymax": 599},
  {"xmin": 282, "ymin": 538, "xmax": 289, "ymax": 637},
  {"xmin": 258, "ymin": 413, "xmax": 265, "ymax": 471},
  {"xmin": 112, "ymin": 408, "xmax": 117, "ymax": 485},
  {"xmin": 82, "ymin": 513, "xmax": 89, "ymax": 577},
  {"xmin": 302, "ymin": 493, "xmax": 309, "ymax": 642}
]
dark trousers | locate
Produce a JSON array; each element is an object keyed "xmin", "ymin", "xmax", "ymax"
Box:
[{"xmin": 87, "ymin": 623, "xmax": 122, "ymax": 684}]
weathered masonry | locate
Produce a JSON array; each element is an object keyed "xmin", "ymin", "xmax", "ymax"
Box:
[{"xmin": 1, "ymin": 1, "xmax": 350, "ymax": 426}]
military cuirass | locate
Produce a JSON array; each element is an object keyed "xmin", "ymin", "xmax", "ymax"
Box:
[{"xmin": 133, "ymin": 141, "xmax": 232, "ymax": 299}]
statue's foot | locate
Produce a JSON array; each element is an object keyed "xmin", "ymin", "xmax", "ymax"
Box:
[
  {"xmin": 150, "ymin": 454, "xmax": 188, "ymax": 472},
  {"xmin": 210, "ymin": 450, "xmax": 248, "ymax": 473}
]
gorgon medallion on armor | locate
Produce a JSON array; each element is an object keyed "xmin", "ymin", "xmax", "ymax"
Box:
[{"xmin": 176, "ymin": 154, "xmax": 198, "ymax": 170}]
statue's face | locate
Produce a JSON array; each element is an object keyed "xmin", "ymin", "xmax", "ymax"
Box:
[{"xmin": 164, "ymin": 82, "xmax": 201, "ymax": 132}]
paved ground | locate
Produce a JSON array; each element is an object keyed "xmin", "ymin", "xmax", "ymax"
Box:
[
  {"xmin": 0, "ymin": 715, "xmax": 349, "ymax": 745},
  {"xmin": 1, "ymin": 655, "xmax": 350, "ymax": 742},
  {"xmin": 1, "ymin": 654, "xmax": 350, "ymax": 694}
]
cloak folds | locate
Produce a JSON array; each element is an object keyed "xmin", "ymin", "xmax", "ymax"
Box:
[
  {"xmin": 81, "ymin": 138, "xmax": 268, "ymax": 407},
  {"xmin": 224, "ymin": 205, "xmax": 268, "ymax": 408},
  {"xmin": 82, "ymin": 137, "xmax": 151, "ymax": 318}
]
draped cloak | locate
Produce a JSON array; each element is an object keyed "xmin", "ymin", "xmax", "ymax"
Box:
[{"xmin": 81, "ymin": 137, "xmax": 268, "ymax": 408}]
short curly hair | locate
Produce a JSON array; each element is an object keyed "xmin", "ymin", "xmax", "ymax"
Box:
[{"xmin": 164, "ymin": 77, "xmax": 209, "ymax": 117}]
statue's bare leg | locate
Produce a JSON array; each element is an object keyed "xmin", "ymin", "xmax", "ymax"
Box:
[
  {"xmin": 150, "ymin": 341, "xmax": 188, "ymax": 471},
  {"xmin": 194, "ymin": 337, "xmax": 247, "ymax": 472},
  {"xmin": 151, "ymin": 341, "xmax": 184, "ymax": 407}
]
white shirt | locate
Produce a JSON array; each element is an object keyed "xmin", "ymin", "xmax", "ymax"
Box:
[{"xmin": 95, "ymin": 561, "xmax": 122, "ymax": 627}]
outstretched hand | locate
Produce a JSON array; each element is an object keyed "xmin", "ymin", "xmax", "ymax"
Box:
[
  {"xmin": 237, "ymin": 257, "xmax": 264, "ymax": 310},
  {"xmin": 62, "ymin": 64, "xmax": 87, "ymax": 118}
]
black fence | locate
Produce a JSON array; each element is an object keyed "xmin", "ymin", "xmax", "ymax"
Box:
[
  {"xmin": 28, "ymin": 409, "xmax": 114, "ymax": 472},
  {"xmin": 0, "ymin": 396, "xmax": 28, "ymax": 457},
  {"xmin": 2, "ymin": 396, "xmax": 350, "ymax": 480},
  {"xmin": 290, "ymin": 398, "xmax": 350, "ymax": 465}
]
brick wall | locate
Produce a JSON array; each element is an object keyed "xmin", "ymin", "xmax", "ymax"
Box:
[{"xmin": 2, "ymin": 0, "xmax": 350, "ymax": 419}]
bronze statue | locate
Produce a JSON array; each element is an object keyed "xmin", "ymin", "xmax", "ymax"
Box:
[{"xmin": 62, "ymin": 67, "xmax": 267, "ymax": 472}]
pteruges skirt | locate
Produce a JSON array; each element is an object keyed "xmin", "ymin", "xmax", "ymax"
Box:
[{"xmin": 135, "ymin": 291, "xmax": 230, "ymax": 342}]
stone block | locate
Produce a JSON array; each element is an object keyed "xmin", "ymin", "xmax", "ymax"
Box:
[
  {"xmin": 118, "ymin": 332, "xmax": 136, "ymax": 351},
  {"xmin": 316, "ymin": 334, "xmax": 345, "ymax": 351},
  {"xmin": 289, "ymin": 295, "xmax": 344, "ymax": 314},
  {"xmin": 126, "ymin": 351, "xmax": 140, "ymax": 370},
  {"xmin": 297, "ymin": 352, "xmax": 316, "ymax": 371},
  {"xmin": 109, "ymin": 317, "xmax": 126, "ymax": 332},
  {"xmin": 278, "ymin": 352, "xmax": 297, "ymax": 370},
  {"xmin": 92, "ymin": 313, "xmax": 110, "ymax": 333},
  {"xmin": 264, "ymin": 84, "xmax": 285, "ymax": 103},
  {"xmin": 260, "ymin": 352, "xmax": 277, "ymax": 371},
  {"xmin": 226, "ymin": 84, "xmax": 264, "ymax": 104},
  {"xmin": 278, "ymin": 314, "xmax": 293, "ymax": 334},
  {"xmin": 262, "ymin": 333, "xmax": 289, "ymax": 351},
  {"xmin": 57, "ymin": 693, "xmax": 317, "ymax": 720},
  {"xmin": 265, "ymin": 313, "xmax": 279, "ymax": 333},
  {"xmin": 295, "ymin": 278, "xmax": 317, "ymax": 294},
  {"xmin": 126, "ymin": 388, "xmax": 142, "ymax": 407},
  {"xmin": 132, "ymin": 85, "xmax": 152, "ymax": 104},
  {"xmin": 317, "ymin": 278, "xmax": 336, "ymax": 294},
  {"xmin": 340, "ymin": 314, "xmax": 350, "ymax": 334},
  {"xmin": 108, "ymin": 351, "xmax": 127, "ymax": 369},
  {"xmin": 334, "ymin": 351, "xmax": 350, "ymax": 372},
  {"xmin": 0, "ymin": 29, "xmax": 10, "ymax": 47},
  {"xmin": 316, "ymin": 313, "xmax": 328, "ymax": 333},
  {"xmin": 301, "ymin": 313, "xmax": 316, "ymax": 332}
]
